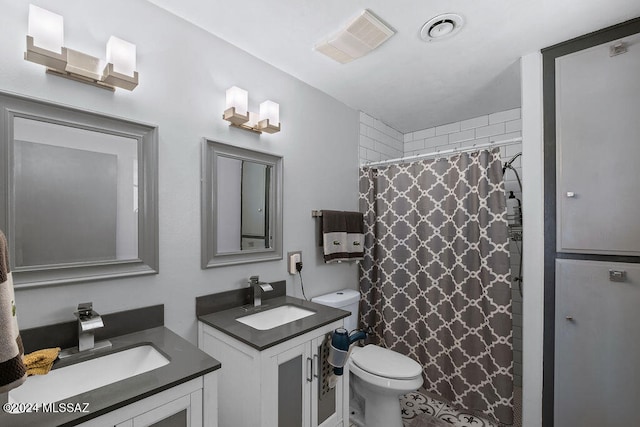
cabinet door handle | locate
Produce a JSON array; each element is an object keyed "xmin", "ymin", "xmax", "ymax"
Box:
[
  {"xmin": 566, "ymin": 191, "xmax": 576, "ymax": 198},
  {"xmin": 313, "ymin": 354, "xmax": 319, "ymax": 378},
  {"xmin": 306, "ymin": 357, "xmax": 313, "ymax": 382},
  {"xmin": 609, "ymin": 270, "xmax": 626, "ymax": 282}
]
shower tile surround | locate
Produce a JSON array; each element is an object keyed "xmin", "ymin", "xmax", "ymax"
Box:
[
  {"xmin": 358, "ymin": 108, "xmax": 523, "ymax": 387},
  {"xmin": 358, "ymin": 111, "xmax": 404, "ymax": 163}
]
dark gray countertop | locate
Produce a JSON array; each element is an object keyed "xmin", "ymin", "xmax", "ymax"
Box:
[
  {"xmin": 0, "ymin": 326, "xmax": 220, "ymax": 427},
  {"xmin": 198, "ymin": 296, "xmax": 350, "ymax": 350}
]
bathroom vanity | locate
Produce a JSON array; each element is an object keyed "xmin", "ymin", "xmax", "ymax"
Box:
[
  {"xmin": 197, "ymin": 294, "xmax": 350, "ymax": 427},
  {"xmin": 0, "ymin": 306, "xmax": 221, "ymax": 427}
]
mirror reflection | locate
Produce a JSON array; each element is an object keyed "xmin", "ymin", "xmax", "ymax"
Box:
[
  {"xmin": 201, "ymin": 139, "xmax": 282, "ymax": 268},
  {"xmin": 13, "ymin": 118, "xmax": 138, "ymax": 267},
  {"xmin": 216, "ymin": 157, "xmax": 272, "ymax": 252}
]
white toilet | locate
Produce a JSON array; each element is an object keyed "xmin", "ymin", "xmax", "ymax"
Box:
[{"xmin": 312, "ymin": 289, "xmax": 424, "ymax": 427}]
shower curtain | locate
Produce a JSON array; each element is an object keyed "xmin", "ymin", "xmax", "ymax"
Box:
[{"xmin": 359, "ymin": 148, "xmax": 513, "ymax": 425}]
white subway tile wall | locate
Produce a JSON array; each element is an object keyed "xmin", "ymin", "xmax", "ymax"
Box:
[
  {"xmin": 358, "ymin": 108, "xmax": 524, "ymax": 387},
  {"xmin": 400, "ymin": 108, "xmax": 522, "ymax": 159},
  {"xmin": 359, "ymin": 112, "xmax": 404, "ymax": 163}
]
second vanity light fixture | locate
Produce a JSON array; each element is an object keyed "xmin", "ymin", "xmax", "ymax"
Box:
[
  {"xmin": 223, "ymin": 86, "xmax": 280, "ymax": 134},
  {"xmin": 24, "ymin": 5, "xmax": 138, "ymax": 91}
]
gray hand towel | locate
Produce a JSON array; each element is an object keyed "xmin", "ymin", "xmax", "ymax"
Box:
[
  {"xmin": 321, "ymin": 210, "xmax": 364, "ymax": 263},
  {"xmin": 0, "ymin": 230, "xmax": 27, "ymax": 393}
]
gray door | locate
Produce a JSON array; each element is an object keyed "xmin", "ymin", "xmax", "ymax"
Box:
[
  {"xmin": 555, "ymin": 259, "xmax": 640, "ymax": 426},
  {"xmin": 555, "ymin": 32, "xmax": 640, "ymax": 256}
]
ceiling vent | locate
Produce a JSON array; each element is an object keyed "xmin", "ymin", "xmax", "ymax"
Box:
[
  {"xmin": 420, "ymin": 13, "xmax": 464, "ymax": 42},
  {"xmin": 315, "ymin": 10, "xmax": 395, "ymax": 64}
]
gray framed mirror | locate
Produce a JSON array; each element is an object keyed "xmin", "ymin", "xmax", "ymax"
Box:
[
  {"xmin": 201, "ymin": 139, "xmax": 283, "ymax": 268},
  {"xmin": 0, "ymin": 92, "xmax": 158, "ymax": 288}
]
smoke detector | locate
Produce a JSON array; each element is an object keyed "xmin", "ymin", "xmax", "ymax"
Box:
[
  {"xmin": 420, "ymin": 13, "xmax": 464, "ymax": 42},
  {"xmin": 315, "ymin": 10, "xmax": 395, "ymax": 64}
]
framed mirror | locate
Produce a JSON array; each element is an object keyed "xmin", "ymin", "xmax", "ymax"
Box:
[
  {"xmin": 201, "ymin": 139, "xmax": 282, "ymax": 268},
  {"xmin": 0, "ymin": 92, "xmax": 158, "ymax": 288}
]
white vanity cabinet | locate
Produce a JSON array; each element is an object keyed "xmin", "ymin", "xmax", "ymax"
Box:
[
  {"xmin": 198, "ymin": 319, "xmax": 347, "ymax": 427},
  {"xmin": 79, "ymin": 374, "xmax": 218, "ymax": 427}
]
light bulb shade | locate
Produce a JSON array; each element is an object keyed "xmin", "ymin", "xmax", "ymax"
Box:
[
  {"xmin": 226, "ymin": 86, "xmax": 248, "ymax": 117},
  {"xmin": 66, "ymin": 48, "xmax": 105, "ymax": 80},
  {"xmin": 246, "ymin": 112, "xmax": 259, "ymax": 128},
  {"xmin": 106, "ymin": 36, "xmax": 136, "ymax": 77},
  {"xmin": 259, "ymin": 100, "xmax": 279, "ymax": 125},
  {"xmin": 28, "ymin": 4, "xmax": 64, "ymax": 54}
]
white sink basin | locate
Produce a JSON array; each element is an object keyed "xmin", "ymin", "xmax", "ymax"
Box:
[
  {"xmin": 237, "ymin": 304, "xmax": 315, "ymax": 330},
  {"xmin": 9, "ymin": 345, "xmax": 169, "ymax": 405}
]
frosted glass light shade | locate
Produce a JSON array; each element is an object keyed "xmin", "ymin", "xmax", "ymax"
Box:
[
  {"xmin": 260, "ymin": 100, "xmax": 280, "ymax": 125},
  {"xmin": 246, "ymin": 112, "xmax": 259, "ymax": 128},
  {"xmin": 28, "ymin": 4, "xmax": 64, "ymax": 54},
  {"xmin": 226, "ymin": 86, "xmax": 248, "ymax": 116},
  {"xmin": 106, "ymin": 36, "xmax": 136, "ymax": 77}
]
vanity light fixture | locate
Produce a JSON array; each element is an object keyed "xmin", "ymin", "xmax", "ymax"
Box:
[
  {"xmin": 223, "ymin": 86, "xmax": 281, "ymax": 134},
  {"xmin": 24, "ymin": 4, "xmax": 139, "ymax": 91}
]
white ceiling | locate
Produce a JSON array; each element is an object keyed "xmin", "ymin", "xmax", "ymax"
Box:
[{"xmin": 146, "ymin": 0, "xmax": 640, "ymax": 133}]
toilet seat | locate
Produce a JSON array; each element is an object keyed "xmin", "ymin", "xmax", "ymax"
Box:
[
  {"xmin": 349, "ymin": 345, "xmax": 423, "ymax": 391},
  {"xmin": 351, "ymin": 345, "xmax": 423, "ymax": 379}
]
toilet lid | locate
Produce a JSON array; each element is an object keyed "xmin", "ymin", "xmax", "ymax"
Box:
[{"xmin": 351, "ymin": 345, "xmax": 423, "ymax": 379}]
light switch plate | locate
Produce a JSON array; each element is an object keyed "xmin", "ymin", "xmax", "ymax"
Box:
[{"xmin": 288, "ymin": 251, "xmax": 302, "ymax": 275}]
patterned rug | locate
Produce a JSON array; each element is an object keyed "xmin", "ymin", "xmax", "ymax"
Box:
[{"xmin": 400, "ymin": 387, "xmax": 522, "ymax": 427}]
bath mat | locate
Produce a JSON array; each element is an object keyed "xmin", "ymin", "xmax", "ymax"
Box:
[
  {"xmin": 400, "ymin": 392, "xmax": 441, "ymax": 422},
  {"xmin": 399, "ymin": 390, "xmax": 511, "ymax": 427},
  {"xmin": 410, "ymin": 414, "xmax": 450, "ymax": 427}
]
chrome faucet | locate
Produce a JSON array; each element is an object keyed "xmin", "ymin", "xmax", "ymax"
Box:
[
  {"xmin": 249, "ymin": 275, "xmax": 273, "ymax": 307},
  {"xmin": 75, "ymin": 302, "xmax": 104, "ymax": 352},
  {"xmin": 58, "ymin": 302, "xmax": 112, "ymax": 358}
]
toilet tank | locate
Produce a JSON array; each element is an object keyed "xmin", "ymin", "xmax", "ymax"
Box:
[{"xmin": 311, "ymin": 289, "xmax": 360, "ymax": 332}]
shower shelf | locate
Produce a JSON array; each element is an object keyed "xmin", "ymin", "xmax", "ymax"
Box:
[{"xmin": 508, "ymin": 225, "xmax": 523, "ymax": 241}]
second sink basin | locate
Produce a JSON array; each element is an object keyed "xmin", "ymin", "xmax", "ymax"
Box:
[
  {"xmin": 237, "ymin": 304, "xmax": 315, "ymax": 330},
  {"xmin": 9, "ymin": 344, "xmax": 169, "ymax": 405}
]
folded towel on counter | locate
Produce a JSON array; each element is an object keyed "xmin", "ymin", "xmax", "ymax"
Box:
[
  {"xmin": 0, "ymin": 230, "xmax": 27, "ymax": 392},
  {"xmin": 321, "ymin": 210, "xmax": 365, "ymax": 263},
  {"xmin": 23, "ymin": 347, "xmax": 60, "ymax": 376}
]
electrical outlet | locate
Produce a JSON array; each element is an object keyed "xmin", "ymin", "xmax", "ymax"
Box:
[{"xmin": 288, "ymin": 251, "xmax": 302, "ymax": 275}]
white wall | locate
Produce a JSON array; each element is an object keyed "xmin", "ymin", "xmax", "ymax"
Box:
[
  {"xmin": 521, "ymin": 52, "xmax": 544, "ymax": 427},
  {"xmin": 1, "ymin": 0, "xmax": 360, "ymax": 343}
]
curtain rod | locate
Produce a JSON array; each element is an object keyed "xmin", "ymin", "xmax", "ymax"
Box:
[{"xmin": 363, "ymin": 137, "xmax": 523, "ymax": 168}]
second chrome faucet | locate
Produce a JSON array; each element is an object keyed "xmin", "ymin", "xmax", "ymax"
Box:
[{"xmin": 249, "ymin": 275, "xmax": 273, "ymax": 307}]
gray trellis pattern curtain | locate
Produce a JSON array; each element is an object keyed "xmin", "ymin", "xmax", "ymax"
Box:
[{"xmin": 358, "ymin": 149, "xmax": 513, "ymax": 425}]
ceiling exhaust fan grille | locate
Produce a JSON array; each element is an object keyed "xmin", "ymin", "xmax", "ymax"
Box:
[
  {"xmin": 314, "ymin": 10, "xmax": 395, "ymax": 64},
  {"xmin": 420, "ymin": 13, "xmax": 464, "ymax": 42},
  {"xmin": 315, "ymin": 42, "xmax": 354, "ymax": 64},
  {"xmin": 346, "ymin": 10, "xmax": 394, "ymax": 49}
]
